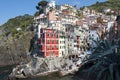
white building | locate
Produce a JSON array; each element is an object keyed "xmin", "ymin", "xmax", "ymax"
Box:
[
  {"xmin": 59, "ymin": 35, "xmax": 66, "ymax": 57},
  {"xmin": 88, "ymin": 30, "xmax": 100, "ymax": 48}
]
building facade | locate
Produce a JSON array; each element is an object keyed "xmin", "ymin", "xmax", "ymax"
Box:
[{"xmin": 38, "ymin": 28, "xmax": 59, "ymax": 57}]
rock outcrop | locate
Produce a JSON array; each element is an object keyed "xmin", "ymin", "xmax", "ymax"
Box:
[{"xmin": 0, "ymin": 31, "xmax": 34, "ymax": 66}]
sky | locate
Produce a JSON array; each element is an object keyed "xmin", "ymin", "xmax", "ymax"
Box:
[{"xmin": 0, "ymin": 0, "xmax": 106, "ymax": 26}]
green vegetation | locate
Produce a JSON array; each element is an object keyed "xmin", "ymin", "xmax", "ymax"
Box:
[
  {"xmin": 0, "ymin": 35, "xmax": 3, "ymax": 40},
  {"xmin": 88, "ymin": 0, "xmax": 120, "ymax": 15},
  {"xmin": 75, "ymin": 40, "xmax": 120, "ymax": 80},
  {"xmin": 35, "ymin": 0, "xmax": 48, "ymax": 16},
  {"xmin": 0, "ymin": 14, "xmax": 33, "ymax": 38}
]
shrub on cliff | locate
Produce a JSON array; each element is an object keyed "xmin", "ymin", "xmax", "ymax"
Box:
[{"xmin": 75, "ymin": 40, "xmax": 120, "ymax": 80}]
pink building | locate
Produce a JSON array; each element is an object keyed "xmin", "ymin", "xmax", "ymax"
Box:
[{"xmin": 48, "ymin": 10, "xmax": 56, "ymax": 21}]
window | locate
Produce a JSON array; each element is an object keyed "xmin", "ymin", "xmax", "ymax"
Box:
[
  {"xmin": 52, "ymin": 34, "xmax": 54, "ymax": 37},
  {"xmin": 37, "ymin": 19, "xmax": 40, "ymax": 22},
  {"xmin": 56, "ymin": 40, "xmax": 58, "ymax": 43},
  {"xmin": 56, "ymin": 46, "xmax": 58, "ymax": 49},
  {"xmin": 52, "ymin": 46, "xmax": 54, "ymax": 49},
  {"xmin": 64, "ymin": 46, "xmax": 66, "ymax": 48},
  {"xmin": 47, "ymin": 40, "xmax": 49, "ymax": 43},
  {"xmin": 47, "ymin": 33, "xmax": 50, "ymax": 37},
  {"xmin": 62, "ymin": 41, "xmax": 65, "ymax": 43},
  {"xmin": 56, "ymin": 34, "xmax": 58, "ymax": 38},
  {"xmin": 52, "ymin": 40, "xmax": 54, "ymax": 43},
  {"xmin": 49, "ymin": 24, "xmax": 52, "ymax": 27},
  {"xmin": 41, "ymin": 34, "xmax": 43, "ymax": 38},
  {"xmin": 47, "ymin": 46, "xmax": 50, "ymax": 49},
  {"xmin": 68, "ymin": 44, "xmax": 69, "ymax": 46},
  {"xmin": 74, "ymin": 40, "xmax": 77, "ymax": 42},
  {"xmin": 74, "ymin": 45, "xmax": 77, "ymax": 47},
  {"xmin": 60, "ymin": 41, "xmax": 62, "ymax": 43}
]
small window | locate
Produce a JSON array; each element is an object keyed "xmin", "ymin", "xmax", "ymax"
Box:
[
  {"xmin": 56, "ymin": 40, "xmax": 58, "ymax": 43},
  {"xmin": 47, "ymin": 33, "xmax": 50, "ymax": 37},
  {"xmin": 52, "ymin": 34, "xmax": 54, "ymax": 37},
  {"xmin": 52, "ymin": 40, "xmax": 54, "ymax": 43},
  {"xmin": 56, "ymin": 34, "xmax": 58, "ymax": 38},
  {"xmin": 47, "ymin": 40, "xmax": 50, "ymax": 43},
  {"xmin": 64, "ymin": 46, "xmax": 66, "ymax": 48},
  {"xmin": 56, "ymin": 46, "xmax": 58, "ymax": 49},
  {"xmin": 74, "ymin": 45, "xmax": 77, "ymax": 47},
  {"xmin": 60, "ymin": 41, "xmax": 61, "ymax": 43},
  {"xmin": 47, "ymin": 46, "xmax": 50, "ymax": 49},
  {"xmin": 74, "ymin": 40, "xmax": 77, "ymax": 42},
  {"xmin": 52, "ymin": 46, "xmax": 54, "ymax": 49}
]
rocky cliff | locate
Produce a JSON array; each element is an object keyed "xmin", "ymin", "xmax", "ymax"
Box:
[
  {"xmin": 0, "ymin": 31, "xmax": 34, "ymax": 66},
  {"xmin": 0, "ymin": 14, "xmax": 34, "ymax": 66}
]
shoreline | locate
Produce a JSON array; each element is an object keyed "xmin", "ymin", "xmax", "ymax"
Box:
[
  {"xmin": 13, "ymin": 71, "xmax": 74, "ymax": 80},
  {"xmin": 10, "ymin": 68, "xmax": 78, "ymax": 79}
]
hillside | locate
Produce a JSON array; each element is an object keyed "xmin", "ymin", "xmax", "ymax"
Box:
[
  {"xmin": 88, "ymin": 0, "xmax": 120, "ymax": 15},
  {"xmin": 0, "ymin": 14, "xmax": 34, "ymax": 66},
  {"xmin": 0, "ymin": 14, "xmax": 33, "ymax": 38}
]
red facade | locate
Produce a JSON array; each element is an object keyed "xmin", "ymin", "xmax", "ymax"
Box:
[{"xmin": 38, "ymin": 28, "xmax": 59, "ymax": 57}]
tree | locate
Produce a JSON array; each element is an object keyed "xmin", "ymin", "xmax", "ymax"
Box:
[
  {"xmin": 36, "ymin": 0, "xmax": 48, "ymax": 15},
  {"xmin": 34, "ymin": 11, "xmax": 40, "ymax": 17},
  {"xmin": 108, "ymin": 0, "xmax": 119, "ymax": 2},
  {"xmin": 96, "ymin": 1, "xmax": 100, "ymax": 4},
  {"xmin": 74, "ymin": 40, "xmax": 120, "ymax": 80},
  {"xmin": 38, "ymin": 0, "xmax": 48, "ymax": 9}
]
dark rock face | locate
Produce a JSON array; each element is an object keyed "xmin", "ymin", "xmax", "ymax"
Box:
[{"xmin": 0, "ymin": 32, "xmax": 34, "ymax": 66}]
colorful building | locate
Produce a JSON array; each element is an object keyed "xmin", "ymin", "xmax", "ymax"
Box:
[
  {"xmin": 38, "ymin": 28, "xmax": 59, "ymax": 57},
  {"xmin": 33, "ymin": 0, "xmax": 113, "ymax": 58}
]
